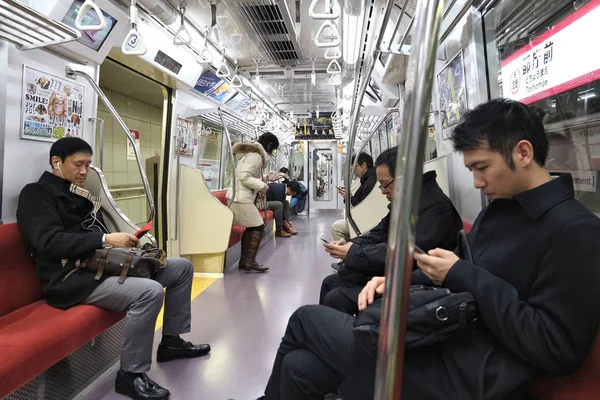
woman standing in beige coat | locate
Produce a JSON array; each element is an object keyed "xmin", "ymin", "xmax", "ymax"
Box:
[{"xmin": 227, "ymin": 132, "xmax": 279, "ymax": 272}]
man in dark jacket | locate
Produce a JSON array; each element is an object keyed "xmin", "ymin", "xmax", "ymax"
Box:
[
  {"xmin": 256, "ymin": 99, "xmax": 600, "ymax": 400},
  {"xmin": 17, "ymin": 138, "xmax": 211, "ymax": 400},
  {"xmin": 320, "ymin": 147, "xmax": 462, "ymax": 315},
  {"xmin": 266, "ymin": 181, "xmax": 298, "ymax": 236},
  {"xmin": 331, "ymin": 152, "xmax": 377, "ymax": 241}
]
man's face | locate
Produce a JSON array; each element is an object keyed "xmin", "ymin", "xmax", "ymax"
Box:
[
  {"xmin": 53, "ymin": 152, "xmax": 92, "ymax": 187},
  {"xmin": 376, "ymin": 164, "xmax": 395, "ymax": 202},
  {"xmin": 354, "ymin": 162, "xmax": 368, "ymax": 179},
  {"xmin": 463, "ymin": 143, "xmax": 525, "ymax": 200},
  {"xmin": 286, "ymin": 187, "xmax": 296, "ymax": 196}
]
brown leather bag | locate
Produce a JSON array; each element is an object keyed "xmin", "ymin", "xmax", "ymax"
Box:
[{"xmin": 63, "ymin": 244, "xmax": 167, "ymax": 283}]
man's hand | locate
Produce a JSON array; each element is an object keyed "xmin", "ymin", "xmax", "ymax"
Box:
[
  {"xmin": 323, "ymin": 241, "xmax": 353, "ymax": 260},
  {"xmin": 337, "ymin": 187, "xmax": 347, "ymax": 197},
  {"xmin": 105, "ymin": 233, "xmax": 139, "ymax": 248},
  {"xmin": 332, "ymin": 239, "xmax": 347, "ymax": 246},
  {"xmin": 358, "ymin": 277, "xmax": 386, "ymax": 311},
  {"xmin": 414, "ymin": 248, "xmax": 460, "ymax": 285}
]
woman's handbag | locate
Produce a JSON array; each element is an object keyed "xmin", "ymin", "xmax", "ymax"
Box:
[{"xmin": 63, "ymin": 244, "xmax": 167, "ymax": 283}]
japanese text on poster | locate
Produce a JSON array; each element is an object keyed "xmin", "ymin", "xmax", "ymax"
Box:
[
  {"xmin": 177, "ymin": 118, "xmax": 195, "ymax": 158},
  {"xmin": 21, "ymin": 66, "xmax": 85, "ymax": 142}
]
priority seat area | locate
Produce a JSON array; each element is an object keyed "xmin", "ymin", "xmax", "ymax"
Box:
[{"xmin": 0, "ymin": 223, "xmax": 124, "ymax": 398}]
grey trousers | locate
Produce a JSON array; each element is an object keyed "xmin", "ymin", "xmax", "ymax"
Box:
[
  {"xmin": 267, "ymin": 200, "xmax": 291, "ymax": 231},
  {"xmin": 83, "ymin": 257, "xmax": 193, "ymax": 373}
]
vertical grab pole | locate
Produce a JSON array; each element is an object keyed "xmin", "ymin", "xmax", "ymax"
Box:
[
  {"xmin": 217, "ymin": 107, "xmax": 237, "ymax": 206},
  {"xmin": 89, "ymin": 117, "xmax": 104, "ymax": 170},
  {"xmin": 374, "ymin": 0, "xmax": 445, "ymax": 398}
]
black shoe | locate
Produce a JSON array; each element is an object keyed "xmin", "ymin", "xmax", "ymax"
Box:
[
  {"xmin": 331, "ymin": 262, "xmax": 341, "ymax": 272},
  {"xmin": 115, "ymin": 369, "xmax": 170, "ymax": 400},
  {"xmin": 156, "ymin": 336, "xmax": 211, "ymax": 363}
]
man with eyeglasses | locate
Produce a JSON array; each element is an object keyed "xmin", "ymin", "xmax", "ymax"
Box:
[{"xmin": 320, "ymin": 146, "xmax": 462, "ymax": 315}]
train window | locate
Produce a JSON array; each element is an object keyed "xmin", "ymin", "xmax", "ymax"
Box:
[
  {"xmin": 194, "ymin": 120, "xmax": 222, "ymax": 191},
  {"xmin": 484, "ymin": 0, "xmax": 600, "ymax": 216}
]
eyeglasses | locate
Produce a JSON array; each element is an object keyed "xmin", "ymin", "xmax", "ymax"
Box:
[{"xmin": 379, "ymin": 179, "xmax": 395, "ymax": 193}]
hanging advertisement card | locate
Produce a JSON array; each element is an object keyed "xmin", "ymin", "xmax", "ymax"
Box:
[
  {"xmin": 21, "ymin": 65, "xmax": 86, "ymax": 142},
  {"xmin": 436, "ymin": 51, "xmax": 468, "ymax": 139}
]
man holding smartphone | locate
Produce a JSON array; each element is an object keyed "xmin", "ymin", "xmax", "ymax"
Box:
[{"xmin": 320, "ymin": 146, "xmax": 462, "ymax": 315}]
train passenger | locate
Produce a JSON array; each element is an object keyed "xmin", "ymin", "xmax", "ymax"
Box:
[
  {"xmin": 228, "ymin": 132, "xmax": 280, "ymax": 272},
  {"xmin": 266, "ymin": 181, "xmax": 298, "ymax": 237},
  {"xmin": 256, "ymin": 99, "xmax": 600, "ymax": 400},
  {"xmin": 16, "ymin": 137, "xmax": 210, "ymax": 400},
  {"xmin": 321, "ymin": 146, "xmax": 462, "ymax": 315},
  {"xmin": 292, "ymin": 179, "xmax": 309, "ymax": 216},
  {"xmin": 331, "ymin": 152, "xmax": 377, "ymax": 241}
]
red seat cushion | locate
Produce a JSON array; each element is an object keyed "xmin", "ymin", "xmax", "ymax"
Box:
[
  {"xmin": 0, "ymin": 224, "xmax": 43, "ymax": 318},
  {"xmin": 0, "ymin": 301, "xmax": 124, "ymax": 397},
  {"xmin": 530, "ymin": 333, "xmax": 600, "ymax": 400},
  {"xmin": 259, "ymin": 210, "xmax": 275, "ymax": 222},
  {"xmin": 462, "ymin": 220, "xmax": 472, "ymax": 234},
  {"xmin": 212, "ymin": 190, "xmax": 228, "ymax": 206},
  {"xmin": 229, "ymin": 225, "xmax": 245, "ymax": 248}
]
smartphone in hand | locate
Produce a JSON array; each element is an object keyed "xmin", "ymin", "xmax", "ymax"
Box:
[
  {"xmin": 321, "ymin": 238, "xmax": 329, "ymax": 243},
  {"xmin": 413, "ymin": 245, "xmax": 426, "ymax": 254}
]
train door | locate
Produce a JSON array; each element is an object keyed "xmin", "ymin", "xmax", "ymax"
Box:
[
  {"xmin": 308, "ymin": 141, "xmax": 338, "ymax": 211},
  {"xmin": 96, "ymin": 59, "xmax": 171, "ymax": 247}
]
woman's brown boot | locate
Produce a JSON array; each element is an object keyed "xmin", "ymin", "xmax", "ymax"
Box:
[{"xmin": 240, "ymin": 230, "xmax": 268, "ymax": 272}]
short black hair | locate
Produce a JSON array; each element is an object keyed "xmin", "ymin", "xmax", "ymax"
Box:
[
  {"xmin": 279, "ymin": 167, "xmax": 289, "ymax": 174},
  {"xmin": 352, "ymin": 152, "xmax": 374, "ymax": 169},
  {"xmin": 258, "ymin": 132, "xmax": 280, "ymax": 155},
  {"xmin": 375, "ymin": 146, "xmax": 397, "ymax": 173},
  {"xmin": 287, "ymin": 180, "xmax": 300, "ymax": 194},
  {"xmin": 451, "ymin": 98, "xmax": 549, "ymax": 168},
  {"xmin": 49, "ymin": 137, "xmax": 93, "ymax": 167}
]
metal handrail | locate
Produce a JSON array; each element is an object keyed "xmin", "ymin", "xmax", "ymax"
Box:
[
  {"xmin": 173, "ymin": 136, "xmax": 182, "ymax": 241},
  {"xmin": 217, "ymin": 107, "xmax": 237, "ymax": 206},
  {"xmin": 344, "ymin": 0, "xmax": 397, "ymax": 236},
  {"xmin": 374, "ymin": 0, "xmax": 445, "ymax": 398},
  {"xmin": 89, "ymin": 117, "xmax": 105, "ymax": 170},
  {"xmin": 65, "ymin": 67, "xmax": 156, "ymax": 223}
]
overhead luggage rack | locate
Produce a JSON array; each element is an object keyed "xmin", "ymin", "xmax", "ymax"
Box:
[{"xmin": 0, "ymin": 0, "xmax": 81, "ymax": 51}]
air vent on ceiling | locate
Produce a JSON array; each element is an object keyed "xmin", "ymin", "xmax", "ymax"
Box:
[{"xmin": 230, "ymin": 0, "xmax": 304, "ymax": 65}]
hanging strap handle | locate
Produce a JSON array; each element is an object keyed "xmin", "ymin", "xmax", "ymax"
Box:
[{"xmin": 75, "ymin": 0, "xmax": 107, "ymax": 31}]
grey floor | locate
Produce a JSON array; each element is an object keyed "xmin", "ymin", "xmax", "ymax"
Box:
[{"xmin": 85, "ymin": 212, "xmax": 340, "ymax": 400}]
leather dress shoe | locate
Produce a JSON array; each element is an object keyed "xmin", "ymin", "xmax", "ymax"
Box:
[
  {"xmin": 157, "ymin": 336, "xmax": 211, "ymax": 363},
  {"xmin": 115, "ymin": 369, "xmax": 170, "ymax": 400}
]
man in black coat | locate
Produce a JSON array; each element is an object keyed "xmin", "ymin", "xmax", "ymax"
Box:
[
  {"xmin": 330, "ymin": 152, "xmax": 378, "ymax": 241},
  {"xmin": 17, "ymin": 138, "xmax": 210, "ymax": 400},
  {"xmin": 320, "ymin": 147, "xmax": 462, "ymax": 315},
  {"xmin": 256, "ymin": 99, "xmax": 600, "ymax": 400}
]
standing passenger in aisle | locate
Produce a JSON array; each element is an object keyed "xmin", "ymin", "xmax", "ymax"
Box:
[
  {"xmin": 227, "ymin": 132, "xmax": 280, "ymax": 272},
  {"xmin": 17, "ymin": 138, "xmax": 210, "ymax": 400}
]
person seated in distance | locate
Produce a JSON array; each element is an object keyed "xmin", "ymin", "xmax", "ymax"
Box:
[
  {"xmin": 256, "ymin": 99, "xmax": 600, "ymax": 400},
  {"xmin": 17, "ymin": 137, "xmax": 210, "ymax": 400}
]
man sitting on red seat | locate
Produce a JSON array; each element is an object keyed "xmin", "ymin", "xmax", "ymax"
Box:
[
  {"xmin": 17, "ymin": 137, "xmax": 210, "ymax": 400},
  {"xmin": 256, "ymin": 99, "xmax": 600, "ymax": 400}
]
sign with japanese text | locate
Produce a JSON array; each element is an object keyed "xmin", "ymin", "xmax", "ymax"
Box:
[
  {"xmin": 127, "ymin": 129, "xmax": 140, "ymax": 161},
  {"xmin": 500, "ymin": 0, "xmax": 600, "ymax": 104}
]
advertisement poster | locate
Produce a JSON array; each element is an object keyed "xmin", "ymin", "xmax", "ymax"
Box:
[
  {"xmin": 193, "ymin": 71, "xmax": 224, "ymax": 95},
  {"xmin": 197, "ymin": 158, "xmax": 221, "ymax": 190},
  {"xmin": 127, "ymin": 129, "xmax": 141, "ymax": 160},
  {"xmin": 177, "ymin": 118, "xmax": 195, "ymax": 157},
  {"xmin": 208, "ymin": 82, "xmax": 237, "ymax": 103},
  {"xmin": 21, "ymin": 65, "xmax": 85, "ymax": 142},
  {"xmin": 437, "ymin": 51, "xmax": 467, "ymax": 139}
]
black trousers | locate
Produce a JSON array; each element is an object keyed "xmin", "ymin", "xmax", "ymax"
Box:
[
  {"xmin": 263, "ymin": 305, "xmax": 375, "ymax": 399},
  {"xmin": 319, "ymin": 274, "xmax": 362, "ymax": 315}
]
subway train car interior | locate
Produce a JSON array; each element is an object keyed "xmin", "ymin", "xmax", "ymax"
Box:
[{"xmin": 1, "ymin": 0, "xmax": 600, "ymax": 399}]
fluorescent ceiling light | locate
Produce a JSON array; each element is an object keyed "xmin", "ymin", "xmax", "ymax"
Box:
[{"xmin": 343, "ymin": 10, "xmax": 364, "ymax": 65}]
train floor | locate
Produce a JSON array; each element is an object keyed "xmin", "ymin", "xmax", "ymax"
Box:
[{"xmin": 85, "ymin": 212, "xmax": 340, "ymax": 400}]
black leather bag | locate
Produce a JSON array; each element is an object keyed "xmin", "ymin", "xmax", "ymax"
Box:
[
  {"xmin": 353, "ymin": 230, "xmax": 478, "ymax": 356},
  {"xmin": 63, "ymin": 244, "xmax": 167, "ymax": 284}
]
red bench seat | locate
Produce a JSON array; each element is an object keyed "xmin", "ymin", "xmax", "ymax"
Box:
[{"xmin": 0, "ymin": 223, "xmax": 124, "ymax": 398}]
